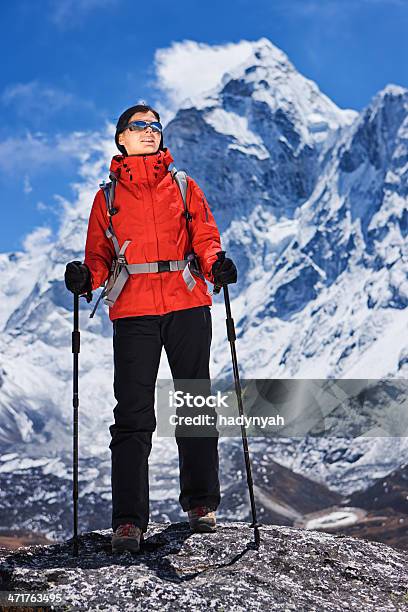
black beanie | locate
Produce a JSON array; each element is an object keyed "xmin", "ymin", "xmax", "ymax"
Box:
[{"xmin": 115, "ymin": 104, "xmax": 164, "ymax": 155}]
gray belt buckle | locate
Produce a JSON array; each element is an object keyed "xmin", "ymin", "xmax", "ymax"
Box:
[{"xmin": 157, "ymin": 260, "xmax": 171, "ymax": 273}]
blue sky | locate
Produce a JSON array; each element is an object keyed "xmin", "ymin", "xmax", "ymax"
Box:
[{"xmin": 1, "ymin": 0, "xmax": 407, "ymax": 252}]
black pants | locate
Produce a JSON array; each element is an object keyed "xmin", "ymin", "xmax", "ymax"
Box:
[{"xmin": 109, "ymin": 305, "xmax": 220, "ymax": 532}]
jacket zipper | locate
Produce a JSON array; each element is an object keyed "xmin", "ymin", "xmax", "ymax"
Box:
[{"xmin": 144, "ymin": 156, "xmax": 165, "ymax": 310}]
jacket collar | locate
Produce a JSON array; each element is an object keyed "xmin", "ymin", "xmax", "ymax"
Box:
[{"xmin": 109, "ymin": 147, "xmax": 174, "ymax": 186}]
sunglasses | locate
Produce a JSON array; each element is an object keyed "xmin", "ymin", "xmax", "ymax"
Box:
[{"xmin": 123, "ymin": 120, "xmax": 163, "ymax": 134}]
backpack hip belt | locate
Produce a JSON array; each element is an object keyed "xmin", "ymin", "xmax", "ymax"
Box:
[
  {"xmin": 89, "ymin": 166, "xmax": 204, "ymax": 318},
  {"xmin": 102, "ymin": 242, "xmax": 197, "ymax": 309}
]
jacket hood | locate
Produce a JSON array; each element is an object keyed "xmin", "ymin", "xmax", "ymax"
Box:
[{"xmin": 109, "ymin": 146, "xmax": 174, "ymax": 186}]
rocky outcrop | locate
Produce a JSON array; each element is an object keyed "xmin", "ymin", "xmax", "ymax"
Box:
[{"xmin": 1, "ymin": 521, "xmax": 407, "ymax": 611}]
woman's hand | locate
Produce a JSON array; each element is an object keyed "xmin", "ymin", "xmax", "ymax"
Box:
[
  {"xmin": 211, "ymin": 257, "xmax": 237, "ymax": 285},
  {"xmin": 65, "ymin": 261, "xmax": 92, "ymax": 294}
]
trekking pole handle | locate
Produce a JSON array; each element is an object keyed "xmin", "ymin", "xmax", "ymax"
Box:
[{"xmin": 213, "ymin": 250, "xmax": 226, "ymax": 295}]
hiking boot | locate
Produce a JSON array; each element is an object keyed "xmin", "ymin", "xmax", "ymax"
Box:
[
  {"xmin": 111, "ymin": 523, "xmax": 143, "ymax": 553},
  {"xmin": 188, "ymin": 506, "xmax": 217, "ymax": 533}
]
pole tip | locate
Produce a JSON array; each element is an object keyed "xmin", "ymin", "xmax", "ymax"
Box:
[
  {"xmin": 250, "ymin": 522, "xmax": 261, "ymax": 549},
  {"xmin": 255, "ymin": 527, "xmax": 261, "ymax": 549}
]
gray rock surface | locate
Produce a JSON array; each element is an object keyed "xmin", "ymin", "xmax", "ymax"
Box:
[{"xmin": 1, "ymin": 521, "xmax": 408, "ymax": 611}]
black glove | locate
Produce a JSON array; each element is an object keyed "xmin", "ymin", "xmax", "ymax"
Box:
[
  {"xmin": 64, "ymin": 261, "xmax": 92, "ymax": 294},
  {"xmin": 211, "ymin": 257, "xmax": 237, "ymax": 285}
]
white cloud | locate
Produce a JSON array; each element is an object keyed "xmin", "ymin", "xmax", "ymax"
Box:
[
  {"xmin": 36, "ymin": 200, "xmax": 62, "ymax": 216},
  {"xmin": 0, "ymin": 133, "xmax": 57, "ymax": 173},
  {"xmin": 12, "ymin": 123, "xmax": 118, "ymax": 256},
  {"xmin": 153, "ymin": 39, "xmax": 255, "ymax": 123},
  {"xmin": 1, "ymin": 80, "xmax": 96, "ymax": 118},
  {"xmin": 9, "ymin": 124, "xmax": 116, "ymax": 194},
  {"xmin": 0, "ymin": 124, "xmax": 116, "ymax": 177},
  {"xmin": 21, "ymin": 226, "xmax": 53, "ymax": 254},
  {"xmin": 3, "ymin": 81, "xmax": 72, "ymax": 109},
  {"xmin": 48, "ymin": 0, "xmax": 120, "ymax": 28},
  {"xmin": 0, "ymin": 132, "xmax": 75, "ymax": 174},
  {"xmin": 23, "ymin": 175, "xmax": 32, "ymax": 194}
]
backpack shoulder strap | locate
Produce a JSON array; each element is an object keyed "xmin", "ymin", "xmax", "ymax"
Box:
[
  {"xmin": 89, "ymin": 175, "xmax": 125, "ymax": 319},
  {"xmin": 169, "ymin": 166, "xmax": 205, "ymax": 281},
  {"xmin": 170, "ymin": 166, "xmax": 192, "ymax": 222},
  {"xmin": 99, "ymin": 176, "xmax": 121, "ymax": 257},
  {"xmin": 99, "ymin": 172, "xmax": 118, "ymax": 217}
]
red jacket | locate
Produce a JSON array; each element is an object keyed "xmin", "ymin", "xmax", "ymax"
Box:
[{"xmin": 83, "ymin": 147, "xmax": 222, "ymax": 320}]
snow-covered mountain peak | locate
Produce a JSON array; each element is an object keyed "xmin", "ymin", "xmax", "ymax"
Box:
[
  {"xmin": 222, "ymin": 36, "xmax": 294, "ymax": 83},
  {"xmin": 373, "ymin": 83, "xmax": 408, "ymax": 102},
  {"xmin": 335, "ymin": 81, "xmax": 408, "ymax": 183},
  {"xmin": 345, "ymin": 83, "xmax": 408, "ymax": 147},
  {"xmin": 179, "ymin": 37, "xmax": 358, "ymax": 151}
]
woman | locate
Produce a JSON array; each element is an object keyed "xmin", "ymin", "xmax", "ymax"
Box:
[{"xmin": 65, "ymin": 103, "xmax": 237, "ymax": 553}]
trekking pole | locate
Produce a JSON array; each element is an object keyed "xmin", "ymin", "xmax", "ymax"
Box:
[
  {"xmin": 71, "ymin": 289, "xmax": 92, "ymax": 556},
  {"xmin": 72, "ymin": 292, "xmax": 80, "ymax": 556},
  {"xmin": 213, "ymin": 251, "xmax": 261, "ymax": 549}
]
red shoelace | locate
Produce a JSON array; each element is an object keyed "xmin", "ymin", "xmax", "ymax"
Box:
[
  {"xmin": 116, "ymin": 523, "xmax": 137, "ymax": 536},
  {"xmin": 190, "ymin": 506, "xmax": 212, "ymax": 517}
]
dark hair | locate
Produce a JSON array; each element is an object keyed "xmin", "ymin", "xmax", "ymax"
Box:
[{"xmin": 115, "ymin": 104, "xmax": 164, "ymax": 155}]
